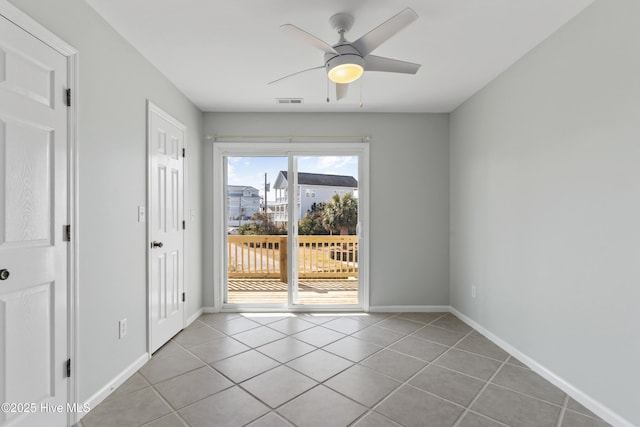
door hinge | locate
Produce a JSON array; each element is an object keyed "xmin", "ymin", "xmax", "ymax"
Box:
[
  {"xmin": 65, "ymin": 88, "xmax": 71, "ymax": 107},
  {"xmin": 182, "ymin": 148, "xmax": 185, "ymax": 157},
  {"xmin": 182, "ymin": 220, "xmax": 186, "ymax": 230},
  {"xmin": 64, "ymin": 225, "xmax": 71, "ymax": 242},
  {"xmin": 66, "ymin": 359, "xmax": 71, "ymax": 378},
  {"xmin": 182, "ymin": 292, "xmax": 185, "ymax": 302}
]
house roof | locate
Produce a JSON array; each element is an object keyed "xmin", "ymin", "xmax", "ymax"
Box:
[
  {"xmin": 279, "ymin": 171, "xmax": 358, "ymax": 188},
  {"xmin": 227, "ymin": 185, "xmax": 260, "ymax": 196}
]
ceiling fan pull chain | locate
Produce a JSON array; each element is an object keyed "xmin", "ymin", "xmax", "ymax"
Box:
[
  {"xmin": 360, "ymin": 75, "xmax": 364, "ymax": 108},
  {"xmin": 326, "ymin": 78, "xmax": 330, "ymax": 103}
]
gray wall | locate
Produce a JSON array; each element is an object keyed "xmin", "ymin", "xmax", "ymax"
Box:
[
  {"xmin": 9, "ymin": 0, "xmax": 204, "ymax": 402},
  {"xmin": 203, "ymin": 113, "xmax": 450, "ymax": 308},
  {"xmin": 449, "ymin": 0, "xmax": 640, "ymax": 424}
]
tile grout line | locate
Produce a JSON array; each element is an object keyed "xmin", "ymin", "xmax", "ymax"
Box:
[
  {"xmin": 144, "ymin": 383, "xmax": 190, "ymax": 427},
  {"xmin": 564, "ymin": 407, "xmax": 610, "ymax": 424},
  {"xmin": 375, "ymin": 325, "xmax": 496, "ymax": 426},
  {"xmin": 360, "ymin": 322, "xmax": 477, "ymax": 421},
  {"xmin": 148, "ymin": 338, "xmax": 233, "ymax": 426},
  {"xmin": 348, "ymin": 410, "xmax": 403, "ymax": 427},
  {"xmin": 488, "ymin": 382, "xmax": 567, "ymax": 410},
  {"xmin": 246, "ymin": 411, "xmax": 296, "ymax": 427},
  {"xmin": 432, "ymin": 343, "xmax": 511, "ymax": 365},
  {"xmin": 350, "ymin": 311, "xmax": 451, "ymax": 361},
  {"xmin": 148, "ymin": 336, "xmax": 227, "ymax": 383},
  {"xmin": 424, "ymin": 337, "xmax": 555, "ymax": 404},
  {"xmin": 166, "ymin": 324, "xmax": 314, "ymax": 426},
  {"xmin": 327, "ymin": 312, "xmax": 468, "ymax": 413},
  {"xmin": 151, "ymin": 331, "xmax": 279, "ymax": 420},
  {"xmin": 111, "ymin": 373, "xmax": 186, "ymax": 427},
  {"xmin": 243, "ymin": 318, "xmax": 383, "ymax": 422},
  {"xmin": 419, "ymin": 326, "xmax": 569, "ymax": 422},
  {"xmin": 449, "ymin": 356, "xmax": 511, "ymax": 427},
  {"xmin": 556, "ymin": 393, "xmax": 570, "ymax": 427}
]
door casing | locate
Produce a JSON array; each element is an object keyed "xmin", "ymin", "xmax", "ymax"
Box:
[{"xmin": 212, "ymin": 142, "xmax": 370, "ymax": 312}]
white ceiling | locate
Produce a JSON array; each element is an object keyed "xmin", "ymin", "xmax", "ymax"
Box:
[{"xmin": 85, "ymin": 0, "xmax": 594, "ymax": 113}]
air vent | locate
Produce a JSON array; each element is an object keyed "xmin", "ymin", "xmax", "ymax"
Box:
[{"xmin": 277, "ymin": 98, "xmax": 303, "ymax": 104}]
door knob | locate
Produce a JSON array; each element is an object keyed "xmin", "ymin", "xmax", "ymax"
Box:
[
  {"xmin": 151, "ymin": 241, "xmax": 164, "ymax": 248},
  {"xmin": 0, "ymin": 269, "xmax": 9, "ymax": 280}
]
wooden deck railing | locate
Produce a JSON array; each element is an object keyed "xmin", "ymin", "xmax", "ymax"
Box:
[
  {"xmin": 227, "ymin": 235, "xmax": 283, "ymax": 279},
  {"xmin": 297, "ymin": 235, "xmax": 358, "ymax": 279},
  {"xmin": 228, "ymin": 235, "xmax": 358, "ymax": 281}
]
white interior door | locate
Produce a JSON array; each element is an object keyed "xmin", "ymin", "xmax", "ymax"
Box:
[
  {"xmin": 0, "ymin": 15, "xmax": 69, "ymax": 427},
  {"xmin": 148, "ymin": 102, "xmax": 185, "ymax": 353}
]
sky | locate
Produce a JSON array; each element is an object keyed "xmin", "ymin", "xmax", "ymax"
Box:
[{"xmin": 227, "ymin": 156, "xmax": 358, "ymax": 203}]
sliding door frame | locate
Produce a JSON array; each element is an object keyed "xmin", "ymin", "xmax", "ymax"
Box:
[{"xmin": 212, "ymin": 141, "xmax": 370, "ymax": 312}]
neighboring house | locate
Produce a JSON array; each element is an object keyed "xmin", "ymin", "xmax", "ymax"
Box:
[
  {"xmin": 273, "ymin": 171, "xmax": 358, "ymax": 223},
  {"xmin": 227, "ymin": 185, "xmax": 261, "ymax": 222}
]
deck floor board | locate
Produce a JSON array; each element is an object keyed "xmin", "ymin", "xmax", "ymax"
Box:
[{"xmin": 227, "ymin": 279, "xmax": 358, "ymax": 305}]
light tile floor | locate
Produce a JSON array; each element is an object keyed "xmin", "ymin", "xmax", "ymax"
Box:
[{"xmin": 76, "ymin": 312, "xmax": 610, "ymax": 427}]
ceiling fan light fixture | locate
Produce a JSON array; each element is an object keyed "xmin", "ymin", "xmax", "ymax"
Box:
[
  {"xmin": 328, "ymin": 63, "xmax": 364, "ymax": 84},
  {"xmin": 326, "ymin": 54, "xmax": 365, "ymax": 84}
]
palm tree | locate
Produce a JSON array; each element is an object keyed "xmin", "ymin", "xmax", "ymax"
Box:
[{"xmin": 322, "ymin": 193, "xmax": 358, "ymax": 235}]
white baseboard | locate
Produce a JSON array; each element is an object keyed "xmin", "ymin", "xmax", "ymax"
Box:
[
  {"xmin": 369, "ymin": 305, "xmax": 451, "ymax": 313},
  {"xmin": 450, "ymin": 308, "xmax": 634, "ymax": 427},
  {"xmin": 186, "ymin": 308, "xmax": 204, "ymax": 325},
  {"xmin": 78, "ymin": 353, "xmax": 149, "ymax": 422}
]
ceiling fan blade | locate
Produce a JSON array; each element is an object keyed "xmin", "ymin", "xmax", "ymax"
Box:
[
  {"xmin": 364, "ymin": 55, "xmax": 421, "ymax": 74},
  {"xmin": 281, "ymin": 24, "xmax": 339, "ymax": 54},
  {"xmin": 336, "ymin": 83, "xmax": 348, "ymax": 100},
  {"xmin": 268, "ymin": 65, "xmax": 325, "ymax": 85},
  {"xmin": 352, "ymin": 8, "xmax": 418, "ymax": 57}
]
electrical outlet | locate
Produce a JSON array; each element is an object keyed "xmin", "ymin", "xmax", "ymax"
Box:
[
  {"xmin": 138, "ymin": 206, "xmax": 146, "ymax": 223},
  {"xmin": 119, "ymin": 318, "xmax": 127, "ymax": 339},
  {"xmin": 471, "ymin": 286, "xmax": 477, "ymax": 299}
]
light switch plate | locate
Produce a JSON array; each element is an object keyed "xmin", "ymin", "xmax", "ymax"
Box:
[
  {"xmin": 119, "ymin": 318, "xmax": 127, "ymax": 339},
  {"xmin": 138, "ymin": 206, "xmax": 146, "ymax": 223}
]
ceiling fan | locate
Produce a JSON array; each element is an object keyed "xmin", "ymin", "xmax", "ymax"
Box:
[{"xmin": 269, "ymin": 8, "xmax": 422, "ymax": 102}]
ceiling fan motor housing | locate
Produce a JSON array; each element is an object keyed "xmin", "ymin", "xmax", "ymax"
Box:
[{"xmin": 324, "ymin": 44, "xmax": 365, "ymax": 70}]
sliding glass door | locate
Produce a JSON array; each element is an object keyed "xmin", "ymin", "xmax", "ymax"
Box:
[
  {"xmin": 214, "ymin": 142, "xmax": 368, "ymax": 311},
  {"xmin": 294, "ymin": 155, "xmax": 360, "ymax": 305},
  {"xmin": 224, "ymin": 156, "xmax": 289, "ymax": 304}
]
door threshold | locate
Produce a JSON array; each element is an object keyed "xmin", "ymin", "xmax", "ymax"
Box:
[{"xmin": 221, "ymin": 304, "xmax": 365, "ymax": 313}]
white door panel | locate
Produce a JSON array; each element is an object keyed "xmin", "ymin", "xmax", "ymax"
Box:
[
  {"xmin": 0, "ymin": 14, "xmax": 68, "ymax": 427},
  {"xmin": 149, "ymin": 104, "xmax": 184, "ymax": 353}
]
